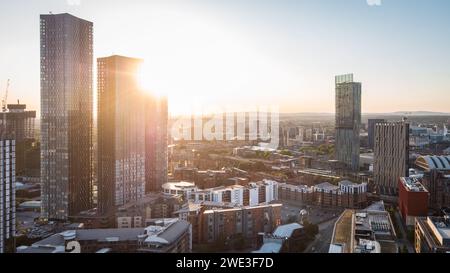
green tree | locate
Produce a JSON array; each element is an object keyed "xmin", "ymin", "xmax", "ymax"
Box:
[{"xmin": 303, "ymin": 220, "xmax": 319, "ymax": 239}]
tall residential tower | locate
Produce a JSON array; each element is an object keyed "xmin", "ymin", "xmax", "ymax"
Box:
[
  {"xmin": 0, "ymin": 140, "xmax": 15, "ymax": 253},
  {"xmin": 374, "ymin": 121, "xmax": 410, "ymax": 195},
  {"xmin": 40, "ymin": 13, "xmax": 93, "ymax": 220},
  {"xmin": 335, "ymin": 74, "xmax": 361, "ymax": 172},
  {"xmin": 97, "ymin": 55, "xmax": 146, "ymax": 215}
]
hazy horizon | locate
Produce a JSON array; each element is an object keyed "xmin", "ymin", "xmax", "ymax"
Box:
[{"xmin": 1, "ymin": 0, "xmax": 450, "ymax": 116}]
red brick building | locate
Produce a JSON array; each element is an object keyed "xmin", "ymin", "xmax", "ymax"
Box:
[{"xmin": 398, "ymin": 177, "xmax": 429, "ymax": 226}]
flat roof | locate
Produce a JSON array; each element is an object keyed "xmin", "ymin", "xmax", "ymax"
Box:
[
  {"xmin": 331, "ymin": 210, "xmax": 354, "ymax": 253},
  {"xmin": 162, "ymin": 181, "xmax": 196, "ymax": 190},
  {"xmin": 400, "ymin": 176, "xmax": 428, "ymax": 192},
  {"xmin": 416, "ymin": 155, "xmax": 450, "ymax": 171},
  {"xmin": 429, "ymin": 217, "xmax": 450, "ymax": 241},
  {"xmin": 329, "ymin": 244, "xmax": 344, "ymax": 253},
  {"xmin": 30, "ymin": 219, "xmax": 190, "ymax": 250},
  {"xmin": 315, "ymin": 182, "xmax": 339, "ymax": 191},
  {"xmin": 273, "ymin": 223, "xmax": 303, "ymax": 238}
]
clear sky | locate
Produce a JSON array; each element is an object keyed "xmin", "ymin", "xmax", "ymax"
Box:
[{"xmin": 1, "ymin": 0, "xmax": 449, "ymax": 115}]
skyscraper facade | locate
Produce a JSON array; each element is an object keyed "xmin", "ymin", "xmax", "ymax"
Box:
[
  {"xmin": 374, "ymin": 121, "xmax": 410, "ymax": 195},
  {"xmin": 1, "ymin": 103, "xmax": 36, "ymax": 176},
  {"xmin": 40, "ymin": 13, "xmax": 93, "ymax": 220},
  {"xmin": 335, "ymin": 74, "xmax": 361, "ymax": 172},
  {"xmin": 97, "ymin": 55, "xmax": 146, "ymax": 215},
  {"xmin": 145, "ymin": 96, "xmax": 168, "ymax": 193},
  {"xmin": 0, "ymin": 139, "xmax": 15, "ymax": 253},
  {"xmin": 368, "ymin": 119, "xmax": 385, "ymax": 150}
]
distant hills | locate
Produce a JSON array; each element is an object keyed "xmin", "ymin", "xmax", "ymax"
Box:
[
  {"xmin": 280, "ymin": 111, "xmax": 450, "ymax": 117},
  {"xmin": 388, "ymin": 111, "xmax": 450, "ymax": 116}
]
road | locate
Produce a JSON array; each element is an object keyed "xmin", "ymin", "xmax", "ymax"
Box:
[
  {"xmin": 279, "ymin": 201, "xmax": 342, "ymax": 253},
  {"xmin": 393, "ymin": 210, "xmax": 415, "ymax": 253},
  {"xmin": 280, "ymin": 200, "xmax": 342, "ymax": 224},
  {"xmin": 303, "ymin": 217, "xmax": 339, "ymax": 253}
]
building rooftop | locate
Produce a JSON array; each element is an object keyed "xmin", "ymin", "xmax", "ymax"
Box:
[
  {"xmin": 16, "ymin": 245, "xmax": 64, "ymax": 253},
  {"xmin": 19, "ymin": 200, "xmax": 41, "ymax": 209},
  {"xmin": 273, "ymin": 223, "xmax": 303, "ymax": 238},
  {"xmin": 298, "ymin": 168, "xmax": 341, "ymax": 180},
  {"xmin": 354, "ymin": 239, "xmax": 381, "ymax": 253},
  {"xmin": 415, "ymin": 155, "xmax": 450, "ymax": 171},
  {"xmin": 416, "ymin": 216, "xmax": 450, "ymax": 249},
  {"xmin": 428, "ymin": 217, "xmax": 450, "ymax": 245},
  {"xmin": 144, "ymin": 219, "xmax": 190, "ymax": 246},
  {"xmin": 314, "ymin": 182, "xmax": 339, "ymax": 192},
  {"xmin": 203, "ymin": 203, "xmax": 282, "ymax": 214},
  {"xmin": 278, "ymin": 183, "xmax": 311, "ymax": 192},
  {"xmin": 117, "ymin": 193, "xmax": 179, "ymax": 211},
  {"xmin": 328, "ymin": 244, "xmax": 344, "ymax": 253},
  {"xmin": 18, "ymin": 219, "xmax": 190, "ymax": 253},
  {"xmin": 339, "ymin": 180, "xmax": 356, "ymax": 186},
  {"xmin": 400, "ymin": 176, "xmax": 428, "ymax": 192},
  {"xmin": 330, "ymin": 210, "xmax": 353, "ymax": 253},
  {"xmin": 162, "ymin": 181, "xmax": 197, "ymax": 190},
  {"xmin": 330, "ymin": 202, "xmax": 397, "ymax": 253}
]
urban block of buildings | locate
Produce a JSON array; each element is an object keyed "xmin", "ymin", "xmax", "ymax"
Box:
[
  {"xmin": 415, "ymin": 215, "xmax": 450, "ymax": 253},
  {"xmin": 163, "ymin": 179, "xmax": 279, "ymax": 207},
  {"xmin": 415, "ymin": 155, "xmax": 450, "ymax": 211},
  {"xmin": 175, "ymin": 201, "xmax": 281, "ymax": 245},
  {"xmin": 17, "ymin": 218, "xmax": 191, "ymax": 253},
  {"xmin": 278, "ymin": 180, "xmax": 368, "ymax": 208},
  {"xmin": 329, "ymin": 201, "xmax": 398, "ymax": 253}
]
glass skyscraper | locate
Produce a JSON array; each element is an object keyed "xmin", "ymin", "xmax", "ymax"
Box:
[
  {"xmin": 335, "ymin": 74, "xmax": 361, "ymax": 172},
  {"xmin": 97, "ymin": 55, "xmax": 146, "ymax": 214},
  {"xmin": 40, "ymin": 13, "xmax": 93, "ymax": 220}
]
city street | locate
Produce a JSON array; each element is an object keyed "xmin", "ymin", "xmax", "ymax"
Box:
[
  {"xmin": 281, "ymin": 201, "xmax": 343, "ymax": 225},
  {"xmin": 303, "ymin": 217, "xmax": 339, "ymax": 253}
]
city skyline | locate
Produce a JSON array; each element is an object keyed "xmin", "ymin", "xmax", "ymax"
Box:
[
  {"xmin": 2, "ymin": 0, "xmax": 450, "ymax": 257},
  {"xmin": 0, "ymin": 0, "xmax": 450, "ymax": 116}
]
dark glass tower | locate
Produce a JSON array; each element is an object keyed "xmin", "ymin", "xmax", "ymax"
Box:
[{"xmin": 40, "ymin": 13, "xmax": 93, "ymax": 220}]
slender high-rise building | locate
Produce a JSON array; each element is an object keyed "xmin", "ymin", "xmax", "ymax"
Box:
[
  {"xmin": 335, "ymin": 74, "xmax": 361, "ymax": 172},
  {"xmin": 97, "ymin": 55, "xmax": 146, "ymax": 215},
  {"xmin": 0, "ymin": 139, "xmax": 15, "ymax": 253},
  {"xmin": 40, "ymin": 13, "xmax": 93, "ymax": 220},
  {"xmin": 145, "ymin": 96, "xmax": 168, "ymax": 193},
  {"xmin": 374, "ymin": 121, "xmax": 410, "ymax": 195}
]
